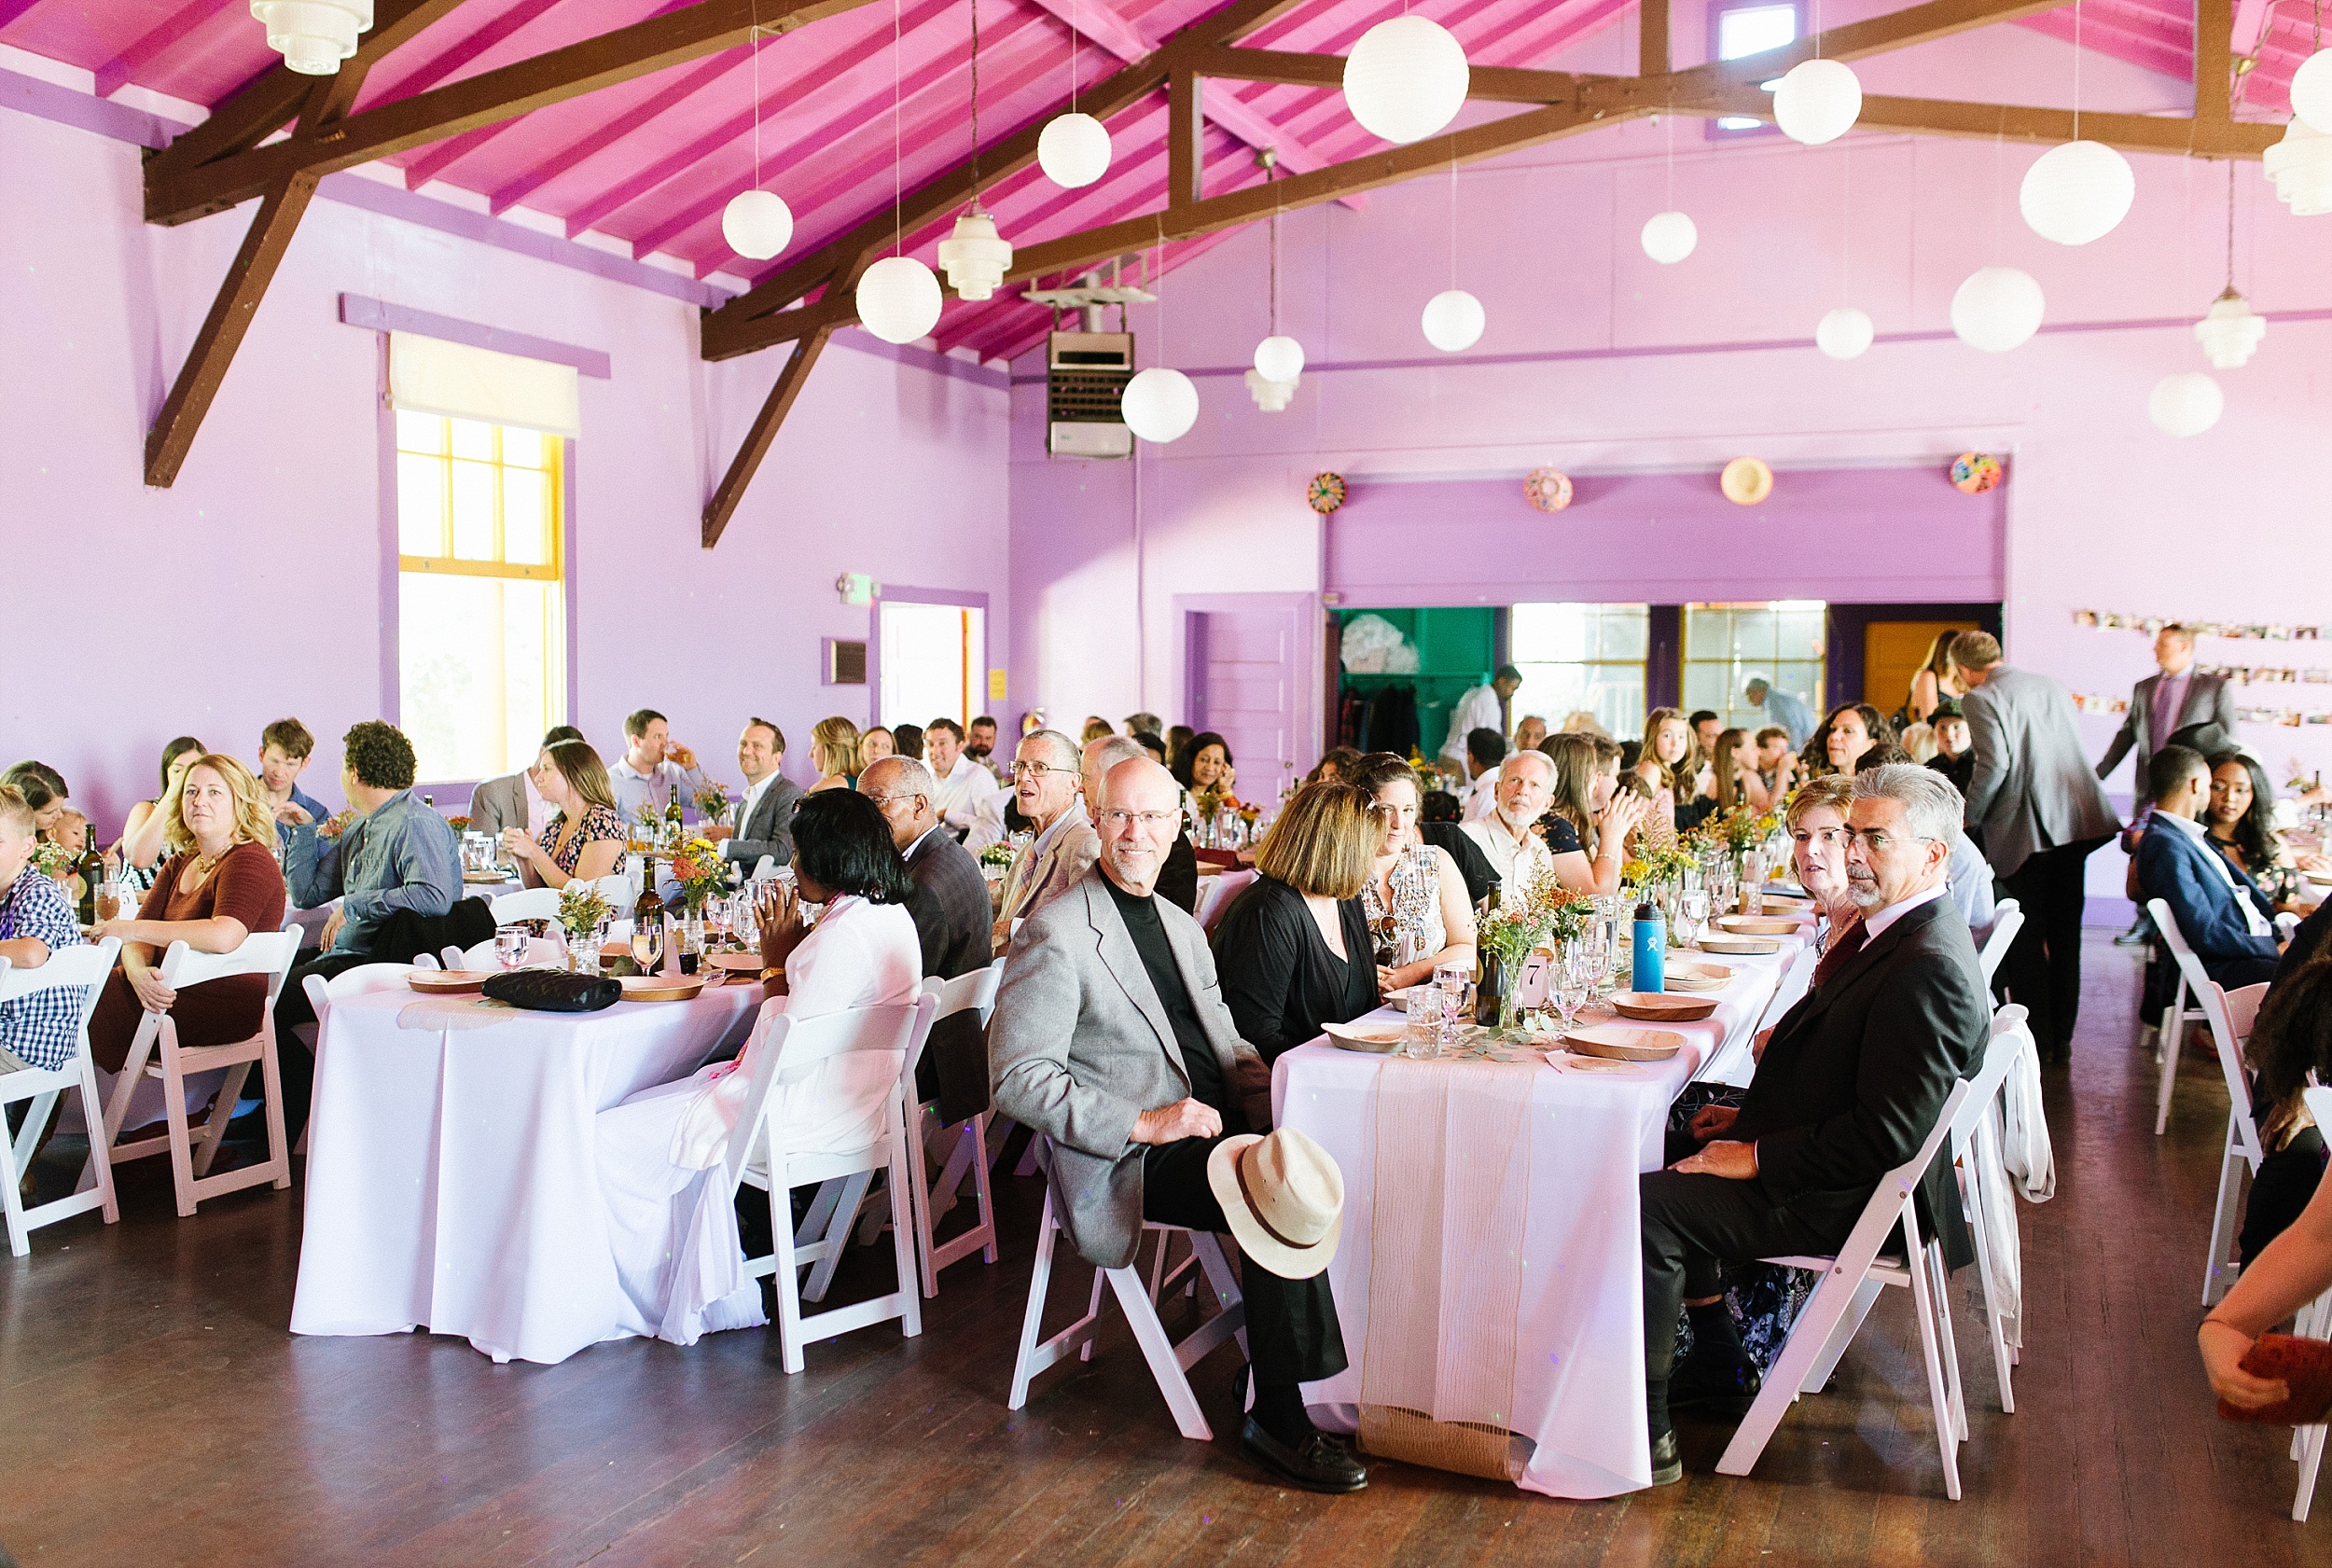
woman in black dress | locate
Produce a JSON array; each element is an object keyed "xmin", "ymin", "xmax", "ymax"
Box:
[{"xmin": 1211, "ymin": 782, "xmax": 1381, "ymax": 1063}]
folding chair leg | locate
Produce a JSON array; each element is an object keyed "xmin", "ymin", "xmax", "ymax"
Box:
[
  {"xmin": 1926, "ymin": 1243, "xmax": 1968, "ymax": 1443},
  {"xmin": 908, "ymin": 1105, "xmax": 942, "ymax": 1299},
  {"xmin": 1719, "ymin": 1264, "xmax": 1872, "ymax": 1478},
  {"xmin": 193, "ymin": 1062, "xmax": 252, "ymax": 1179},
  {"xmin": 1801, "ymin": 1276, "xmax": 1884, "ymax": 1395},
  {"xmin": 1011, "ymin": 1192, "xmax": 1105, "ymax": 1407},
  {"xmin": 1103, "ymin": 1268, "xmax": 1213, "ymax": 1441},
  {"xmin": 2299, "ymin": 1424, "xmax": 2329, "ymax": 1523},
  {"xmin": 2203, "ymin": 1117, "xmax": 2248, "ymax": 1308},
  {"xmin": 159, "ymin": 1031, "xmax": 201, "ymax": 1219},
  {"xmin": 1904, "ymin": 1221, "xmax": 1963, "ymax": 1501},
  {"xmin": 0, "ymin": 1100, "xmax": 30, "ymax": 1258},
  {"xmin": 887, "ymin": 1131, "xmax": 923, "ymax": 1340},
  {"xmin": 804, "ymin": 1172, "xmax": 872, "ymax": 1304},
  {"xmin": 966, "ymin": 1117, "xmax": 997, "ymax": 1266},
  {"xmin": 1188, "ymin": 1233, "xmax": 1248, "ymax": 1360},
  {"xmin": 1964, "ymin": 1158, "xmax": 2015, "ymax": 1414},
  {"xmin": 2154, "ymin": 976, "xmax": 2187, "ymax": 1135},
  {"xmin": 770, "ymin": 1172, "xmax": 808, "ymax": 1376}
]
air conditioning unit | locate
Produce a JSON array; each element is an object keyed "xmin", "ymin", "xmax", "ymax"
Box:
[{"xmin": 1048, "ymin": 331, "xmax": 1133, "ymax": 459}]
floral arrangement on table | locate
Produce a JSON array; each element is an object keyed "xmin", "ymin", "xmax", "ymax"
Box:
[
  {"xmin": 558, "ymin": 882, "xmax": 612, "ymax": 938},
  {"xmin": 978, "ymin": 840, "xmax": 1018, "ymax": 869},
  {"xmin": 316, "ymin": 810, "xmax": 358, "ymax": 841},
  {"xmin": 693, "ymin": 782, "xmax": 732, "ymax": 822},
  {"xmin": 1708, "ymin": 804, "xmax": 1780, "ymax": 857},
  {"xmin": 668, "ymin": 838, "xmax": 729, "ymax": 911},
  {"xmin": 31, "ymin": 840, "xmax": 72, "ymax": 881},
  {"xmin": 447, "ymin": 814, "xmax": 472, "ymax": 834},
  {"xmin": 1478, "ymin": 865, "xmax": 1597, "ymax": 968},
  {"xmin": 1621, "ymin": 840, "xmax": 1699, "ymax": 895}
]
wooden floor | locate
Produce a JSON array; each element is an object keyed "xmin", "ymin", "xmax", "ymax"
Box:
[{"xmin": 1, "ymin": 932, "xmax": 2325, "ymax": 1566}]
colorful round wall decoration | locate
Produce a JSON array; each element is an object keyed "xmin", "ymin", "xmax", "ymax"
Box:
[
  {"xmin": 1523, "ymin": 466, "xmax": 1574, "ymax": 513},
  {"xmin": 1308, "ymin": 472, "xmax": 1348, "ymax": 514},
  {"xmin": 1720, "ymin": 456, "xmax": 1774, "ymax": 506},
  {"xmin": 1950, "ymin": 452, "xmax": 2005, "ymax": 493}
]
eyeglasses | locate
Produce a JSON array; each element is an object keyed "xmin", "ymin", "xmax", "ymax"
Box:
[
  {"xmin": 1099, "ymin": 809, "xmax": 1178, "ymax": 831},
  {"xmin": 1009, "ymin": 761, "xmax": 1074, "ymax": 780},
  {"xmin": 860, "ymin": 793, "xmax": 923, "ymax": 810},
  {"xmin": 1841, "ymin": 827, "xmax": 1937, "ymax": 853}
]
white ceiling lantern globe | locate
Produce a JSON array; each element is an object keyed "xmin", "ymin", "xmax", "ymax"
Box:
[
  {"xmin": 2265, "ymin": 116, "xmax": 2332, "ymax": 215},
  {"xmin": 2194, "ymin": 286, "xmax": 2268, "ymax": 369},
  {"xmin": 1771, "ymin": 59, "xmax": 1862, "ymax": 146},
  {"xmin": 1421, "ymin": 288, "xmax": 1485, "ymax": 352},
  {"xmin": 855, "ymin": 255, "xmax": 943, "ymax": 344},
  {"xmin": 252, "ymin": 0, "xmax": 372, "ymax": 74},
  {"xmin": 2291, "ymin": 49, "xmax": 2332, "ymax": 133},
  {"xmin": 1814, "ymin": 306, "xmax": 1874, "ymax": 360},
  {"xmin": 1254, "ymin": 335, "xmax": 1306, "ymax": 384},
  {"xmin": 2019, "ymin": 140, "xmax": 2135, "ymax": 244},
  {"xmin": 1122, "ymin": 367, "xmax": 1200, "ymax": 443},
  {"xmin": 936, "ymin": 209, "xmax": 1013, "ymax": 300},
  {"xmin": 1342, "ymin": 16, "xmax": 1471, "ymax": 144},
  {"xmin": 1641, "ymin": 210, "xmax": 1697, "ymax": 264},
  {"xmin": 1037, "ymin": 112, "xmax": 1112, "ymax": 188},
  {"xmin": 721, "ymin": 189, "xmax": 794, "ymax": 261},
  {"xmin": 2149, "ymin": 371, "xmax": 2224, "ymax": 437},
  {"xmin": 1950, "ymin": 266, "xmax": 2045, "ymax": 353}
]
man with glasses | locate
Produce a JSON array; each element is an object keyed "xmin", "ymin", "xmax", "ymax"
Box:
[
  {"xmin": 1086, "ymin": 735, "xmax": 1199, "ymax": 914},
  {"xmin": 992, "ymin": 729, "xmax": 1098, "ymax": 950},
  {"xmin": 1636, "ymin": 764, "xmax": 1990, "ymax": 1485},
  {"xmin": 860, "ymin": 756, "xmax": 989, "ymax": 981},
  {"xmin": 1460, "ymin": 750, "xmax": 1557, "ymax": 895}
]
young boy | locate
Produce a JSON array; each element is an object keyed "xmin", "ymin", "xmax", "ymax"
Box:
[
  {"xmin": 45, "ymin": 808, "xmax": 89, "ymax": 854},
  {"xmin": 259, "ymin": 717, "xmax": 328, "ymax": 845},
  {"xmin": 1754, "ymin": 727, "xmax": 1793, "ymax": 792},
  {"xmin": 1925, "ymin": 702, "xmax": 1977, "ymax": 797}
]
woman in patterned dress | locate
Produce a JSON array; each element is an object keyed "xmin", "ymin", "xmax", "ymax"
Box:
[
  {"xmin": 500, "ymin": 740, "xmax": 625, "ymax": 890},
  {"xmin": 1349, "ymin": 754, "xmax": 1477, "ymax": 993}
]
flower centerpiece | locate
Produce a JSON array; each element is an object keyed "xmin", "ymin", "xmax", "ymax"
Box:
[
  {"xmin": 693, "ymin": 782, "xmax": 732, "ymax": 823},
  {"xmin": 558, "ymin": 881, "xmax": 612, "ymax": 938},
  {"xmin": 669, "ymin": 837, "xmax": 729, "ymax": 913},
  {"xmin": 31, "ymin": 840, "xmax": 72, "ymax": 883},
  {"xmin": 978, "ymin": 840, "xmax": 1018, "ymax": 870},
  {"xmin": 1476, "ymin": 864, "xmax": 1597, "ymax": 1033},
  {"xmin": 447, "ymin": 814, "xmax": 472, "ymax": 834},
  {"xmin": 1621, "ymin": 840, "xmax": 1698, "ymax": 899},
  {"xmin": 317, "ymin": 809, "xmax": 358, "ymax": 841}
]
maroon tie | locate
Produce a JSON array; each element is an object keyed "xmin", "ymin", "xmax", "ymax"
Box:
[{"xmin": 1812, "ymin": 919, "xmax": 1868, "ymax": 991}]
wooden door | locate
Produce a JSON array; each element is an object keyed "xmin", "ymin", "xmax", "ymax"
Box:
[
  {"xmin": 1187, "ymin": 599, "xmax": 1306, "ymax": 804},
  {"xmin": 1863, "ymin": 620, "xmax": 1965, "ymax": 719}
]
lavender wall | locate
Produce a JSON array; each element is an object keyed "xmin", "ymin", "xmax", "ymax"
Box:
[{"xmin": 0, "ymin": 105, "xmax": 1007, "ymax": 836}]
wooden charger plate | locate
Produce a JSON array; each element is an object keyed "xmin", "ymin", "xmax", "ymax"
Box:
[
  {"xmin": 462, "ymin": 870, "xmax": 511, "ymax": 884},
  {"xmin": 1698, "ymin": 933, "xmax": 1782, "ymax": 955},
  {"xmin": 1610, "ymin": 991, "xmax": 1718, "ymax": 1021},
  {"xmin": 1716, "ymin": 915, "xmax": 1799, "ymax": 936},
  {"xmin": 408, "ymin": 969, "xmax": 496, "ymax": 993},
  {"xmin": 1665, "ymin": 961, "xmax": 1734, "ymax": 991},
  {"xmin": 621, "ymin": 975, "xmax": 706, "ymax": 1002},
  {"xmin": 1562, "ymin": 1024, "xmax": 1686, "ymax": 1062},
  {"xmin": 707, "ymin": 951, "xmax": 764, "ymax": 972},
  {"xmin": 1323, "ymin": 1020, "xmax": 1407, "ymax": 1054}
]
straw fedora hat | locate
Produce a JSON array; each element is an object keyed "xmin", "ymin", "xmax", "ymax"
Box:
[{"xmin": 1206, "ymin": 1127, "xmax": 1344, "ymax": 1280}]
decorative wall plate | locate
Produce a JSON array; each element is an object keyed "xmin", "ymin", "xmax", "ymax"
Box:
[
  {"xmin": 1720, "ymin": 456, "xmax": 1774, "ymax": 505},
  {"xmin": 1308, "ymin": 471, "xmax": 1348, "ymax": 514},
  {"xmin": 1523, "ymin": 465, "xmax": 1573, "ymax": 512},
  {"xmin": 1951, "ymin": 451, "xmax": 2005, "ymax": 493}
]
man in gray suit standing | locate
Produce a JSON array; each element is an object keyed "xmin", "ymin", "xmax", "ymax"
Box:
[
  {"xmin": 708, "ymin": 717, "xmax": 802, "ymax": 872},
  {"xmin": 2095, "ymin": 624, "xmax": 2239, "ymax": 784},
  {"xmin": 1954, "ymin": 631, "xmax": 2122, "ymax": 1062},
  {"xmin": 991, "ymin": 758, "xmax": 1363, "ymax": 1493}
]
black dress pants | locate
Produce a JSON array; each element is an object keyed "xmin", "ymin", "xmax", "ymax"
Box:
[
  {"xmin": 1999, "ymin": 840, "xmax": 2103, "ymax": 1054},
  {"xmin": 265, "ymin": 949, "xmax": 376, "ymax": 1145},
  {"xmin": 1640, "ymin": 1164, "xmax": 1844, "ymax": 1392},
  {"xmin": 1141, "ymin": 1136, "xmax": 1348, "ymax": 1388}
]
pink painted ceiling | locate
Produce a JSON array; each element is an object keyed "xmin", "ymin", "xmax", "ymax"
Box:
[{"xmin": 2, "ymin": 0, "xmax": 2310, "ymax": 363}]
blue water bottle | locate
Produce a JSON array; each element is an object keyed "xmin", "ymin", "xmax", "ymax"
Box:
[{"xmin": 1632, "ymin": 900, "xmax": 1666, "ymax": 993}]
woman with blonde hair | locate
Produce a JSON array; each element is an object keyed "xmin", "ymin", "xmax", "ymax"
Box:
[
  {"xmin": 1210, "ymin": 782, "xmax": 1381, "ymax": 1063},
  {"xmin": 1630, "ymin": 707, "xmax": 1701, "ymax": 837},
  {"xmin": 501, "ymin": 740, "xmax": 624, "ymax": 890},
  {"xmin": 1904, "ymin": 631, "xmax": 1965, "ymax": 727},
  {"xmin": 806, "ymin": 717, "xmax": 862, "ymax": 795},
  {"xmin": 88, "ymin": 755, "xmax": 288, "ymax": 1074}
]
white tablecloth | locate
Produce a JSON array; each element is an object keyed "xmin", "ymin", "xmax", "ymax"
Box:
[
  {"xmin": 290, "ymin": 979, "xmax": 761, "ymax": 1364},
  {"xmin": 1273, "ymin": 924, "xmax": 1809, "ymax": 1498}
]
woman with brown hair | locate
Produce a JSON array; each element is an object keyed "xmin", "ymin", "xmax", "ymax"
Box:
[
  {"xmin": 1539, "ymin": 732, "xmax": 1647, "ymax": 896},
  {"xmin": 116, "ymin": 736, "xmax": 206, "ymax": 871},
  {"xmin": 1803, "ymin": 702, "xmax": 1894, "ymax": 779},
  {"xmin": 1712, "ymin": 726, "xmax": 1785, "ymax": 813},
  {"xmin": 1349, "ymin": 754, "xmax": 1477, "ymax": 992},
  {"xmin": 1209, "ymin": 782, "xmax": 1381, "ymax": 1062},
  {"xmin": 88, "ymin": 755, "xmax": 288, "ymax": 1074},
  {"xmin": 1904, "ymin": 630, "xmax": 1965, "ymax": 728},
  {"xmin": 1630, "ymin": 707, "xmax": 1702, "ymax": 837},
  {"xmin": 500, "ymin": 740, "xmax": 625, "ymax": 890}
]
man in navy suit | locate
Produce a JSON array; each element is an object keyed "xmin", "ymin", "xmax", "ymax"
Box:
[{"xmin": 2135, "ymin": 744, "xmax": 2281, "ymax": 988}]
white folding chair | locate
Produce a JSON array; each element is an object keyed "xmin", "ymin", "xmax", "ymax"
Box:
[
  {"xmin": 1198, "ymin": 868, "xmax": 1256, "ymax": 936},
  {"xmin": 1950, "ymin": 1005, "xmax": 2035, "ymax": 1415},
  {"xmin": 720, "ymin": 998, "xmax": 932, "ymax": 1374},
  {"xmin": 905, "ymin": 961, "xmax": 1004, "ymax": 1297},
  {"xmin": 1976, "ymin": 899, "xmax": 2023, "ymax": 987},
  {"xmin": 489, "ymin": 886, "xmax": 562, "ymax": 925},
  {"xmin": 299, "ymin": 962, "xmax": 415, "ymax": 1041},
  {"xmin": 0, "ymin": 938, "xmax": 122, "ymax": 1257},
  {"xmin": 1716, "ymin": 1078, "xmax": 1978, "ymax": 1499},
  {"xmin": 750, "ymin": 855, "xmax": 777, "ymax": 882},
  {"xmin": 2147, "ymin": 897, "xmax": 2214, "ymax": 1135},
  {"xmin": 1007, "ymin": 1137, "xmax": 1248, "ymax": 1441},
  {"xmin": 98, "ymin": 931, "xmax": 300, "ymax": 1218},
  {"xmin": 2190, "ymin": 976, "xmax": 2270, "ymax": 1309},
  {"xmin": 2288, "ymin": 1085, "xmax": 2332, "ymax": 1520}
]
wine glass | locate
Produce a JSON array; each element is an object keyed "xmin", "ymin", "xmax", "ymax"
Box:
[
  {"xmin": 632, "ymin": 921, "xmax": 663, "ymax": 976},
  {"xmin": 1434, "ymin": 962, "xmax": 1472, "ymax": 1045},
  {"xmin": 494, "ymin": 926, "xmax": 528, "ymax": 970},
  {"xmin": 1677, "ymin": 888, "xmax": 1710, "ymax": 951},
  {"xmin": 1552, "ymin": 942, "xmax": 1593, "ymax": 1037}
]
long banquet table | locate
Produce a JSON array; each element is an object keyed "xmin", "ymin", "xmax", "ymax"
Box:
[
  {"xmin": 290, "ymin": 978, "xmax": 761, "ymax": 1365},
  {"xmin": 1273, "ymin": 920, "xmax": 1812, "ymax": 1498}
]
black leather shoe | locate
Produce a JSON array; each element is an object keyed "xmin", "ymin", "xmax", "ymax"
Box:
[
  {"xmin": 1668, "ymin": 1354, "xmax": 1762, "ymax": 1413},
  {"xmin": 1241, "ymin": 1416, "xmax": 1368, "ymax": 1493},
  {"xmin": 1650, "ymin": 1428, "xmax": 1684, "ymax": 1486}
]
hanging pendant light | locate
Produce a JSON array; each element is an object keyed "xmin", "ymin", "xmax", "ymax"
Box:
[
  {"xmin": 721, "ymin": 8, "xmax": 791, "ymax": 263},
  {"xmin": 2194, "ymin": 164, "xmax": 2266, "ymax": 368},
  {"xmin": 1815, "ymin": 307, "xmax": 1873, "ymax": 360},
  {"xmin": 936, "ymin": 0, "xmax": 1012, "ymax": 300},
  {"xmin": 1343, "ymin": 15, "xmax": 1470, "ymax": 144},
  {"xmin": 1038, "ymin": 0, "xmax": 1112, "ymax": 187},
  {"xmin": 2019, "ymin": 140, "xmax": 2134, "ymax": 244},
  {"xmin": 1244, "ymin": 369, "xmax": 1299, "ymax": 411},
  {"xmin": 1950, "ymin": 267, "xmax": 2045, "ymax": 352},
  {"xmin": 1254, "ymin": 337, "xmax": 1305, "ymax": 384},
  {"xmin": 1641, "ymin": 210, "xmax": 1697, "ymax": 264},
  {"xmin": 251, "ymin": 0, "xmax": 372, "ymax": 74},
  {"xmin": 1123, "ymin": 367, "xmax": 1200, "ymax": 442},
  {"xmin": 858, "ymin": 256, "xmax": 943, "ymax": 343},
  {"xmin": 1772, "ymin": 59, "xmax": 1862, "ymax": 146},
  {"xmin": 2266, "ymin": 116, "xmax": 2332, "ymax": 214},
  {"xmin": 2292, "ymin": 49, "xmax": 2332, "ymax": 132},
  {"xmin": 2149, "ymin": 371, "xmax": 2224, "ymax": 437},
  {"xmin": 1248, "ymin": 157, "xmax": 1303, "ymax": 407},
  {"xmin": 1422, "ymin": 289, "xmax": 1484, "ymax": 352}
]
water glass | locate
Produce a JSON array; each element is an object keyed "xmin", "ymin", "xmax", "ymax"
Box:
[
  {"xmin": 494, "ymin": 926, "xmax": 528, "ymax": 970},
  {"xmin": 1403, "ymin": 985, "xmax": 1445, "ymax": 1059},
  {"xmin": 1552, "ymin": 943, "xmax": 1593, "ymax": 1034},
  {"xmin": 1677, "ymin": 889, "xmax": 1710, "ymax": 950}
]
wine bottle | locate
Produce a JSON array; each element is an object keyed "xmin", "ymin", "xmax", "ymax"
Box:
[
  {"xmin": 74, "ymin": 832, "xmax": 104, "ymax": 924},
  {"xmin": 633, "ymin": 877, "xmax": 665, "ymax": 951},
  {"xmin": 1474, "ymin": 882, "xmax": 1503, "ymax": 1026}
]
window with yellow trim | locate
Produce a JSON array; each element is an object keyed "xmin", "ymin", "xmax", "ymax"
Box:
[{"xmin": 395, "ymin": 411, "xmax": 567, "ymax": 783}]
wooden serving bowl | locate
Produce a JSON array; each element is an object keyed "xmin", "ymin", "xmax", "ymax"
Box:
[
  {"xmin": 1610, "ymin": 992, "xmax": 1718, "ymax": 1021},
  {"xmin": 1716, "ymin": 915, "xmax": 1800, "ymax": 936},
  {"xmin": 1698, "ymin": 934, "xmax": 1782, "ymax": 955},
  {"xmin": 1665, "ymin": 961, "xmax": 1735, "ymax": 991},
  {"xmin": 619, "ymin": 975, "xmax": 706, "ymax": 1002},
  {"xmin": 407, "ymin": 970, "xmax": 494, "ymax": 994},
  {"xmin": 1324, "ymin": 1020, "xmax": 1407, "ymax": 1054},
  {"xmin": 1562, "ymin": 1025, "xmax": 1686, "ymax": 1062}
]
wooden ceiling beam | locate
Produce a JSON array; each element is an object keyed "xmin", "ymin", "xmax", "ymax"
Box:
[
  {"xmin": 1672, "ymin": 84, "xmax": 2281, "ymax": 157},
  {"xmin": 701, "ymin": 323, "xmax": 839, "ymax": 547}
]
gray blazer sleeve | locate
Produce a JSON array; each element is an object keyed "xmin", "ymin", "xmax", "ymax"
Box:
[
  {"xmin": 2205, "ymin": 674, "xmax": 2242, "ymax": 737},
  {"xmin": 990, "ymin": 901, "xmax": 1142, "ymax": 1160},
  {"xmin": 723, "ymin": 779, "xmax": 801, "ymax": 867},
  {"xmin": 468, "ymin": 775, "xmax": 521, "ymax": 839},
  {"xmin": 1961, "ymin": 687, "xmax": 2011, "ymax": 827}
]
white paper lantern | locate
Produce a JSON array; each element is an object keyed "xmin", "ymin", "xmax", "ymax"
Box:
[
  {"xmin": 1772, "ymin": 59, "xmax": 1862, "ymax": 146},
  {"xmin": 2265, "ymin": 116, "xmax": 2332, "ymax": 215},
  {"xmin": 721, "ymin": 189, "xmax": 794, "ymax": 261},
  {"xmin": 1342, "ymin": 16, "xmax": 1471, "ymax": 144},
  {"xmin": 1950, "ymin": 266, "xmax": 2045, "ymax": 353},
  {"xmin": 252, "ymin": 0, "xmax": 372, "ymax": 74},
  {"xmin": 1253, "ymin": 335, "xmax": 1305, "ymax": 383},
  {"xmin": 1037, "ymin": 112, "xmax": 1112, "ymax": 188},
  {"xmin": 855, "ymin": 255, "xmax": 942, "ymax": 345},
  {"xmin": 2148, "ymin": 371, "xmax": 2224, "ymax": 437},
  {"xmin": 936, "ymin": 209, "xmax": 1012, "ymax": 300},
  {"xmin": 2194, "ymin": 287, "xmax": 2267, "ymax": 369},
  {"xmin": 1814, "ymin": 306, "xmax": 1874, "ymax": 360},
  {"xmin": 1421, "ymin": 288, "xmax": 1485, "ymax": 352},
  {"xmin": 2019, "ymin": 140, "xmax": 2135, "ymax": 244},
  {"xmin": 1245, "ymin": 368, "xmax": 1299, "ymax": 411},
  {"xmin": 1122, "ymin": 367, "xmax": 1200, "ymax": 442},
  {"xmin": 2292, "ymin": 49, "xmax": 2332, "ymax": 133},
  {"xmin": 1641, "ymin": 210, "xmax": 1697, "ymax": 265}
]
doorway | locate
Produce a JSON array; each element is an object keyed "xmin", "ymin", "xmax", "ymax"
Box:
[{"xmin": 1178, "ymin": 593, "xmax": 1314, "ymax": 805}]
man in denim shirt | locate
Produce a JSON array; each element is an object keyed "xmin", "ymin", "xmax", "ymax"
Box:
[{"xmin": 267, "ymin": 720, "xmax": 460, "ymax": 1142}]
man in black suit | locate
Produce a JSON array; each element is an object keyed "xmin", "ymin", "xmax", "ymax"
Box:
[
  {"xmin": 712, "ymin": 717, "xmax": 803, "ymax": 873},
  {"xmin": 1638, "ymin": 764, "xmax": 1991, "ymax": 1485},
  {"xmin": 860, "ymin": 756, "xmax": 991, "ymax": 980}
]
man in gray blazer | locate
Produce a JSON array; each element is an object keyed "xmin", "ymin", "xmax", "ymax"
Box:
[
  {"xmin": 467, "ymin": 725, "xmax": 585, "ymax": 840},
  {"xmin": 1954, "ymin": 631, "xmax": 2121, "ymax": 1061},
  {"xmin": 991, "ymin": 758, "xmax": 1363, "ymax": 1493},
  {"xmin": 710, "ymin": 717, "xmax": 802, "ymax": 872},
  {"xmin": 2096, "ymin": 624, "xmax": 2239, "ymax": 783}
]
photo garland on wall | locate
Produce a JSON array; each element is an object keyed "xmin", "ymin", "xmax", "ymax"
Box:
[{"xmin": 2074, "ymin": 607, "xmax": 2332, "ymax": 728}]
